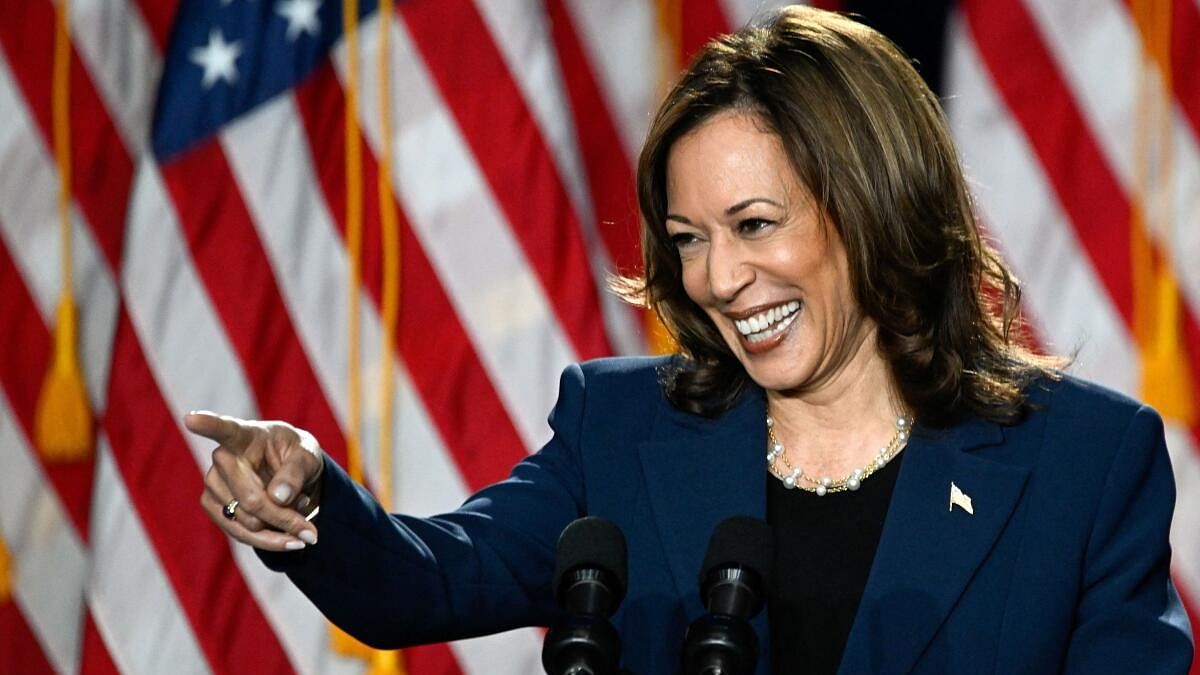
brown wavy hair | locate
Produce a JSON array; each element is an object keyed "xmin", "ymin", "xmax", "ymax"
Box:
[{"xmin": 619, "ymin": 5, "xmax": 1062, "ymax": 426}]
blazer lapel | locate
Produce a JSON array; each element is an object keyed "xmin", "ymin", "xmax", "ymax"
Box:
[
  {"xmin": 637, "ymin": 389, "xmax": 768, "ymax": 614},
  {"xmin": 838, "ymin": 420, "xmax": 1029, "ymax": 675},
  {"xmin": 638, "ymin": 389, "xmax": 772, "ymax": 673}
]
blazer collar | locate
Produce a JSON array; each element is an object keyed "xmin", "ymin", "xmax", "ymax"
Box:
[
  {"xmin": 638, "ymin": 387, "xmax": 769, "ymax": 607},
  {"xmin": 838, "ymin": 418, "xmax": 1029, "ymax": 675}
]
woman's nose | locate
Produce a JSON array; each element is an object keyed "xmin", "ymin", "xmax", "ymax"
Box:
[{"xmin": 706, "ymin": 238, "xmax": 754, "ymax": 302}]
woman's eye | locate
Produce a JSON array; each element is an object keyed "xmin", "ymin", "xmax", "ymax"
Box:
[
  {"xmin": 737, "ymin": 218, "xmax": 775, "ymax": 235},
  {"xmin": 670, "ymin": 232, "xmax": 701, "ymax": 249}
]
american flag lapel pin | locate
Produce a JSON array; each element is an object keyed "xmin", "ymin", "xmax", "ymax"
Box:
[{"xmin": 949, "ymin": 481, "xmax": 974, "ymax": 515}]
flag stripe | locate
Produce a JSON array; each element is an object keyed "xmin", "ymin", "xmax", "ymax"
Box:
[
  {"xmin": 960, "ymin": 0, "xmax": 1200, "ymax": 455},
  {"xmin": 125, "ymin": 0, "xmax": 176, "ymax": 52},
  {"xmin": 0, "ymin": 600, "xmax": 58, "ymax": 675},
  {"xmin": 121, "ymin": 160, "xmax": 367, "ymax": 675},
  {"xmin": 963, "ymin": 0, "xmax": 1200, "ymax": 429},
  {"xmin": 65, "ymin": 0, "xmax": 162, "ymax": 154},
  {"xmin": 561, "ymin": 0, "xmax": 658, "ymax": 164},
  {"xmin": 337, "ymin": 15, "xmax": 579, "ymax": 452},
  {"xmin": 681, "ymin": 0, "xmax": 731, "ymax": 62},
  {"xmin": 1163, "ymin": 0, "xmax": 1200, "ymax": 140},
  {"xmin": 1167, "ymin": 422, "xmax": 1200, "ymax": 596},
  {"xmin": 1165, "ymin": 424, "xmax": 1200, "ymax": 675},
  {"xmin": 472, "ymin": 0, "xmax": 595, "ymax": 247},
  {"xmin": 104, "ymin": 312, "xmax": 294, "ymax": 674},
  {"xmin": 960, "ymin": 0, "xmax": 1200, "ymax": 429},
  {"xmin": 398, "ymin": 0, "xmax": 614, "ymax": 361},
  {"xmin": 545, "ymin": 0, "xmax": 642, "ymax": 274},
  {"xmin": 474, "ymin": 0, "xmax": 649, "ymax": 358},
  {"xmin": 944, "ymin": 17, "xmax": 1140, "ymax": 393},
  {"xmin": 88, "ymin": 440, "xmax": 214, "ymax": 675},
  {"xmin": 0, "ymin": 235, "xmax": 117, "ymax": 675},
  {"xmin": 1022, "ymin": 0, "xmax": 1200, "ymax": 317},
  {"xmin": 290, "ymin": 63, "xmax": 529, "ymax": 489},
  {"xmin": 80, "ymin": 614, "xmax": 120, "ymax": 675},
  {"xmin": 962, "ymin": 0, "xmax": 1134, "ymax": 322},
  {"xmin": 0, "ymin": 0, "xmax": 132, "ymax": 271},
  {"xmin": 0, "ymin": 363, "xmax": 86, "ymax": 675},
  {"xmin": 158, "ymin": 140, "xmax": 352, "ymax": 469}
]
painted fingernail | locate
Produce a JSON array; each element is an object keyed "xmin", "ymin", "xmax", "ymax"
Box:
[
  {"xmin": 272, "ymin": 484, "xmax": 293, "ymax": 504},
  {"xmin": 298, "ymin": 530, "xmax": 317, "ymax": 545},
  {"xmin": 284, "ymin": 540, "xmax": 305, "ymax": 551}
]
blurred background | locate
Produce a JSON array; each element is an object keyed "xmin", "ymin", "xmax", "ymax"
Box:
[{"xmin": 0, "ymin": 0, "xmax": 1196, "ymax": 673}]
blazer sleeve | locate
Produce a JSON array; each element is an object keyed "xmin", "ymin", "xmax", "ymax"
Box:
[
  {"xmin": 1062, "ymin": 404, "xmax": 1194, "ymax": 673},
  {"xmin": 255, "ymin": 364, "xmax": 590, "ymax": 648}
]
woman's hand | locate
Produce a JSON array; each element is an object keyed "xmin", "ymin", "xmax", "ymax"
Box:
[{"xmin": 185, "ymin": 411, "xmax": 324, "ymax": 552}]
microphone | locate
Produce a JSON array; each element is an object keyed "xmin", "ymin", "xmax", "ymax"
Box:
[
  {"xmin": 542, "ymin": 516, "xmax": 628, "ymax": 675},
  {"xmin": 681, "ymin": 516, "xmax": 772, "ymax": 675}
]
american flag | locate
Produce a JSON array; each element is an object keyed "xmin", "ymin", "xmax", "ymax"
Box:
[{"xmin": 0, "ymin": 0, "xmax": 1196, "ymax": 673}]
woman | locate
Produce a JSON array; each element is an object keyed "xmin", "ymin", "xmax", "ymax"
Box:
[{"xmin": 187, "ymin": 6, "xmax": 1192, "ymax": 673}]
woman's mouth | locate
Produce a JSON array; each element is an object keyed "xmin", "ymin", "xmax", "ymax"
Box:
[{"xmin": 733, "ymin": 301, "xmax": 801, "ymax": 352}]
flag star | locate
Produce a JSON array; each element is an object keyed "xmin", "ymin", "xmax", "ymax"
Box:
[
  {"xmin": 277, "ymin": 0, "xmax": 322, "ymax": 41},
  {"xmin": 190, "ymin": 29, "xmax": 242, "ymax": 88}
]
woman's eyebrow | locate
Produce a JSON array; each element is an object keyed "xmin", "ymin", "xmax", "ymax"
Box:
[
  {"xmin": 666, "ymin": 197, "xmax": 783, "ymax": 224},
  {"xmin": 726, "ymin": 197, "xmax": 783, "ymax": 215}
]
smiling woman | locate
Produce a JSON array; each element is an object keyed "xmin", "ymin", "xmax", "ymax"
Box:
[
  {"xmin": 662, "ymin": 111, "xmax": 869, "ymax": 398},
  {"xmin": 626, "ymin": 8, "xmax": 1056, "ymax": 425},
  {"xmin": 187, "ymin": 6, "xmax": 1192, "ymax": 674}
]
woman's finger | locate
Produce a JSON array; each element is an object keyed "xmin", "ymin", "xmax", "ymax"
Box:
[
  {"xmin": 184, "ymin": 411, "xmax": 250, "ymax": 453},
  {"xmin": 200, "ymin": 490, "xmax": 308, "ymax": 552},
  {"xmin": 211, "ymin": 447, "xmax": 319, "ymax": 545},
  {"xmin": 203, "ymin": 467, "xmax": 266, "ymax": 532},
  {"xmin": 265, "ymin": 448, "xmax": 322, "ymax": 508}
]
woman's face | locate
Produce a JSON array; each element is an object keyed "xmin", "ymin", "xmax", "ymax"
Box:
[{"xmin": 664, "ymin": 111, "xmax": 875, "ymax": 394}]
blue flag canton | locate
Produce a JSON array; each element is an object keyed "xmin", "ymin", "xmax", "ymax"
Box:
[{"xmin": 152, "ymin": 0, "xmax": 380, "ymax": 162}]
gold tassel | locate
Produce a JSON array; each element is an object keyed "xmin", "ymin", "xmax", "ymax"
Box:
[
  {"xmin": 329, "ymin": 625, "xmax": 406, "ymax": 675},
  {"xmin": 375, "ymin": 0, "xmax": 401, "ymax": 514},
  {"xmin": 367, "ymin": 649, "xmax": 405, "ymax": 675},
  {"xmin": 34, "ymin": 0, "xmax": 93, "ymax": 461},
  {"xmin": 1139, "ymin": 266, "xmax": 1195, "ymax": 424},
  {"xmin": 330, "ymin": 2, "xmax": 404, "ymax": 670},
  {"xmin": 0, "ymin": 535, "xmax": 11, "ymax": 603},
  {"xmin": 644, "ymin": 309, "xmax": 676, "ymax": 355},
  {"xmin": 35, "ymin": 295, "xmax": 93, "ymax": 460},
  {"xmin": 330, "ymin": 624, "xmax": 373, "ymax": 660}
]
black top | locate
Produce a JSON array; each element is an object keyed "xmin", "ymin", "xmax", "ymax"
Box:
[{"xmin": 766, "ymin": 451, "xmax": 905, "ymax": 674}]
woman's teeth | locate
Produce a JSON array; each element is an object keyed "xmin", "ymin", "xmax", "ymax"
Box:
[{"xmin": 734, "ymin": 301, "xmax": 801, "ymax": 343}]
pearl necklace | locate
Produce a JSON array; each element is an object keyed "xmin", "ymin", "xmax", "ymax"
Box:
[{"xmin": 766, "ymin": 414, "xmax": 912, "ymax": 496}]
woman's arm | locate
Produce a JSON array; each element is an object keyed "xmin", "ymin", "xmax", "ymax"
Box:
[
  {"xmin": 190, "ymin": 363, "xmax": 591, "ymax": 648},
  {"xmin": 1062, "ymin": 404, "xmax": 1193, "ymax": 672}
]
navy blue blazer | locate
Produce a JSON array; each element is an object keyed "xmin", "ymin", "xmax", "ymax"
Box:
[{"xmin": 262, "ymin": 356, "xmax": 1193, "ymax": 673}]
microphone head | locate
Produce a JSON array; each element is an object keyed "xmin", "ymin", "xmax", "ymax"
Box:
[
  {"xmin": 554, "ymin": 516, "xmax": 628, "ymax": 609},
  {"xmin": 700, "ymin": 516, "xmax": 773, "ymax": 613}
]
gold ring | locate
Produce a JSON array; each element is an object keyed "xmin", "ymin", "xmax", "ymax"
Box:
[{"xmin": 222, "ymin": 498, "xmax": 239, "ymax": 520}]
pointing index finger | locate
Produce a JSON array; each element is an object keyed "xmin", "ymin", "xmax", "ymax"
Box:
[{"xmin": 184, "ymin": 411, "xmax": 248, "ymax": 450}]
